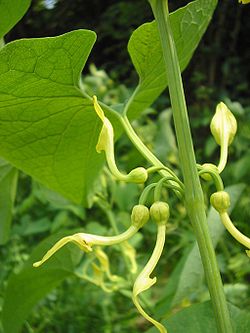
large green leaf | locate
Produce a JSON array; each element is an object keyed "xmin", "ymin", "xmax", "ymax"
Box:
[
  {"xmin": 0, "ymin": 0, "xmax": 31, "ymax": 38},
  {"xmin": 0, "ymin": 30, "xmax": 103, "ymax": 204},
  {"xmin": 156, "ymin": 184, "xmax": 245, "ymax": 315},
  {"xmin": 125, "ymin": 0, "xmax": 217, "ymax": 118},
  {"xmin": 147, "ymin": 301, "xmax": 250, "ymax": 333},
  {"xmin": 1, "ymin": 231, "xmax": 81, "ymax": 333},
  {"xmin": 0, "ymin": 158, "xmax": 18, "ymax": 244}
]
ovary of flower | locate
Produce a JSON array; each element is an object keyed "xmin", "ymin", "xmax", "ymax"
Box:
[
  {"xmin": 132, "ymin": 224, "xmax": 167, "ymax": 333},
  {"xmin": 93, "ymin": 96, "xmax": 148, "ymax": 183},
  {"xmin": 33, "ymin": 226, "xmax": 139, "ymax": 268}
]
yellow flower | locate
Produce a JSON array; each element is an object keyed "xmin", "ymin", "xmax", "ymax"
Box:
[
  {"xmin": 132, "ymin": 218, "xmax": 169, "ymax": 333},
  {"xmin": 93, "ymin": 96, "xmax": 148, "ymax": 183},
  {"xmin": 33, "ymin": 233, "xmax": 93, "ymax": 267},
  {"xmin": 210, "ymin": 102, "xmax": 237, "ymax": 173},
  {"xmin": 33, "ymin": 206, "xmax": 148, "ymax": 268},
  {"xmin": 238, "ymin": 0, "xmax": 250, "ymax": 4}
]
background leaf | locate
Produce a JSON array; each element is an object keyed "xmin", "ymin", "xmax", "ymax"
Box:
[
  {"xmin": 0, "ymin": 0, "xmax": 31, "ymax": 38},
  {"xmin": 147, "ymin": 301, "xmax": 250, "ymax": 333},
  {"xmin": 0, "ymin": 158, "xmax": 18, "ymax": 245},
  {"xmin": 125, "ymin": 0, "xmax": 217, "ymax": 118},
  {"xmin": 1, "ymin": 231, "xmax": 81, "ymax": 333},
  {"xmin": 0, "ymin": 30, "xmax": 103, "ymax": 204}
]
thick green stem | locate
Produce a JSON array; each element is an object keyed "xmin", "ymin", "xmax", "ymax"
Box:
[{"xmin": 150, "ymin": 1, "xmax": 233, "ymax": 332}]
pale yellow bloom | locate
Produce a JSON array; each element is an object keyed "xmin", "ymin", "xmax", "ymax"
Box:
[
  {"xmin": 210, "ymin": 102, "xmax": 237, "ymax": 173},
  {"xmin": 93, "ymin": 96, "xmax": 148, "ymax": 183},
  {"xmin": 238, "ymin": 0, "xmax": 250, "ymax": 4},
  {"xmin": 132, "ymin": 224, "xmax": 167, "ymax": 333},
  {"xmin": 33, "ymin": 225, "xmax": 139, "ymax": 268},
  {"xmin": 211, "ymin": 191, "xmax": 250, "ymax": 254}
]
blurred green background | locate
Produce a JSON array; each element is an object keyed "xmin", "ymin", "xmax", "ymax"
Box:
[{"xmin": 1, "ymin": 0, "xmax": 250, "ymax": 332}]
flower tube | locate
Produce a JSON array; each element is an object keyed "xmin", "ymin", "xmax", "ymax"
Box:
[
  {"xmin": 33, "ymin": 205, "xmax": 149, "ymax": 268},
  {"xmin": 93, "ymin": 96, "xmax": 148, "ymax": 183},
  {"xmin": 132, "ymin": 202, "xmax": 169, "ymax": 333}
]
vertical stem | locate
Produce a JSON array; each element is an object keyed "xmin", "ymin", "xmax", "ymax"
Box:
[{"xmin": 150, "ymin": 1, "xmax": 233, "ymax": 332}]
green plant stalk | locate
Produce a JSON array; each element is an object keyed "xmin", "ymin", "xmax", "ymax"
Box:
[
  {"xmin": 150, "ymin": 1, "xmax": 233, "ymax": 332},
  {"xmin": 120, "ymin": 116, "xmax": 181, "ymax": 191}
]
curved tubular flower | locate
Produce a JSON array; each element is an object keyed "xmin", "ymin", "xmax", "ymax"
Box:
[
  {"xmin": 34, "ymin": 205, "xmax": 149, "ymax": 268},
  {"xmin": 93, "ymin": 96, "xmax": 148, "ymax": 183},
  {"xmin": 33, "ymin": 234, "xmax": 92, "ymax": 267},
  {"xmin": 210, "ymin": 191, "xmax": 250, "ymax": 252},
  {"xmin": 33, "ymin": 225, "xmax": 139, "ymax": 268},
  {"xmin": 132, "ymin": 223, "xmax": 167, "ymax": 333},
  {"xmin": 219, "ymin": 212, "xmax": 250, "ymax": 250},
  {"xmin": 210, "ymin": 102, "xmax": 237, "ymax": 173}
]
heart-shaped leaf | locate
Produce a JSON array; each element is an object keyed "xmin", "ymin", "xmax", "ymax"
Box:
[
  {"xmin": 0, "ymin": 158, "xmax": 18, "ymax": 244},
  {"xmin": 0, "ymin": 30, "xmax": 103, "ymax": 204},
  {"xmin": 0, "ymin": 0, "xmax": 31, "ymax": 38}
]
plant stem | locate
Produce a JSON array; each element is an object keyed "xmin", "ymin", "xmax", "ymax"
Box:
[
  {"xmin": 120, "ymin": 116, "xmax": 181, "ymax": 191},
  {"xmin": 150, "ymin": 1, "xmax": 233, "ymax": 332}
]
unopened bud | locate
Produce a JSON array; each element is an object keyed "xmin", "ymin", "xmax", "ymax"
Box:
[
  {"xmin": 210, "ymin": 102, "xmax": 237, "ymax": 146},
  {"xmin": 128, "ymin": 167, "xmax": 148, "ymax": 184},
  {"xmin": 131, "ymin": 205, "xmax": 150, "ymax": 229},
  {"xmin": 200, "ymin": 163, "xmax": 219, "ymax": 181},
  {"xmin": 210, "ymin": 191, "xmax": 230, "ymax": 213},
  {"xmin": 150, "ymin": 201, "xmax": 170, "ymax": 225}
]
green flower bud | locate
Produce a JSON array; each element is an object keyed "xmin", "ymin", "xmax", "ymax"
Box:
[
  {"xmin": 131, "ymin": 204, "xmax": 150, "ymax": 229},
  {"xmin": 200, "ymin": 163, "xmax": 219, "ymax": 181},
  {"xmin": 128, "ymin": 167, "xmax": 148, "ymax": 184},
  {"xmin": 150, "ymin": 201, "xmax": 170, "ymax": 225},
  {"xmin": 210, "ymin": 191, "xmax": 230, "ymax": 213},
  {"xmin": 210, "ymin": 102, "xmax": 237, "ymax": 146}
]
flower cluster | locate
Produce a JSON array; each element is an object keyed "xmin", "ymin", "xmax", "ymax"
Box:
[{"xmin": 34, "ymin": 98, "xmax": 249, "ymax": 333}]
